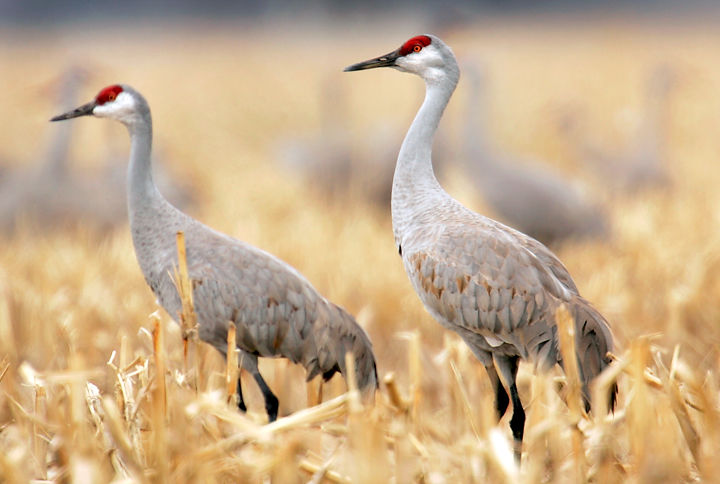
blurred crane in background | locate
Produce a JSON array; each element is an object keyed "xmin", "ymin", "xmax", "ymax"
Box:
[
  {"xmin": 0, "ymin": 67, "xmax": 195, "ymax": 234},
  {"xmin": 0, "ymin": 66, "xmax": 123, "ymax": 233},
  {"xmin": 276, "ymin": 76, "xmax": 399, "ymax": 208},
  {"xmin": 457, "ymin": 62, "xmax": 608, "ymax": 247},
  {"xmin": 558, "ymin": 64, "xmax": 676, "ymax": 193}
]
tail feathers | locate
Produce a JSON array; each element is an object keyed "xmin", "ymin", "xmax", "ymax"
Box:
[
  {"xmin": 307, "ymin": 303, "xmax": 378, "ymax": 399},
  {"xmin": 571, "ymin": 296, "xmax": 617, "ymax": 412},
  {"xmin": 334, "ymin": 304, "xmax": 379, "ymax": 398}
]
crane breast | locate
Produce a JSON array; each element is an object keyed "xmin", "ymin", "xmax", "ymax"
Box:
[{"xmin": 407, "ymin": 251, "xmax": 545, "ymax": 332}]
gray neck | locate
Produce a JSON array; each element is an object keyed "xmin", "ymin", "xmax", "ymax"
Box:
[
  {"xmin": 392, "ymin": 72, "xmax": 457, "ymax": 239},
  {"xmin": 44, "ymin": 120, "xmax": 73, "ymax": 178},
  {"xmin": 126, "ymin": 115, "xmax": 164, "ymax": 226}
]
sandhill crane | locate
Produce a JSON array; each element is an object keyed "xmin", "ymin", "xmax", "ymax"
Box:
[
  {"xmin": 346, "ymin": 35, "xmax": 615, "ymax": 454},
  {"xmin": 43, "ymin": 66, "xmax": 90, "ymax": 179},
  {"xmin": 51, "ymin": 84, "xmax": 377, "ymax": 421},
  {"xmin": 276, "ymin": 76, "xmax": 397, "ymax": 207},
  {"xmin": 559, "ymin": 65, "xmax": 675, "ymax": 193},
  {"xmin": 457, "ymin": 62, "xmax": 607, "ymax": 246},
  {"xmin": 0, "ymin": 66, "xmax": 120, "ymax": 233}
]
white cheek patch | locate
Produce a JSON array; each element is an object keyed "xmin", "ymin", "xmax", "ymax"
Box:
[
  {"xmin": 397, "ymin": 46, "xmax": 441, "ymax": 73},
  {"xmin": 93, "ymin": 91, "xmax": 136, "ymax": 122}
]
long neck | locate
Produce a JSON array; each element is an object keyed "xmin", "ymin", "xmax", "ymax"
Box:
[
  {"xmin": 126, "ymin": 115, "xmax": 164, "ymax": 226},
  {"xmin": 392, "ymin": 74, "xmax": 457, "ymax": 237}
]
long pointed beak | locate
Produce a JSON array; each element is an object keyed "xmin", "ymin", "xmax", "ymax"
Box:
[
  {"xmin": 50, "ymin": 101, "xmax": 96, "ymax": 122},
  {"xmin": 344, "ymin": 49, "xmax": 400, "ymax": 72}
]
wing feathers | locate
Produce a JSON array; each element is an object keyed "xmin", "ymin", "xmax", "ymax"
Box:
[{"xmin": 405, "ymin": 225, "xmax": 612, "ymax": 377}]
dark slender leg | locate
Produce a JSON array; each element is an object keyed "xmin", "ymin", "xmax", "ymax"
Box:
[
  {"xmin": 252, "ymin": 371, "xmax": 279, "ymax": 422},
  {"xmin": 494, "ymin": 355, "xmax": 524, "ymax": 462},
  {"xmin": 486, "ymin": 364, "xmax": 510, "ymax": 419},
  {"xmin": 504, "ymin": 356, "xmax": 525, "ymax": 445},
  {"xmin": 237, "ymin": 351, "xmax": 279, "ymax": 422},
  {"xmin": 237, "ymin": 377, "xmax": 247, "ymax": 413},
  {"xmin": 508, "ymin": 380, "xmax": 525, "ymax": 444}
]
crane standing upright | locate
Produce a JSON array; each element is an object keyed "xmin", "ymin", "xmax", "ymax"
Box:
[
  {"xmin": 346, "ymin": 35, "xmax": 615, "ymax": 454},
  {"xmin": 51, "ymin": 84, "xmax": 377, "ymax": 421}
]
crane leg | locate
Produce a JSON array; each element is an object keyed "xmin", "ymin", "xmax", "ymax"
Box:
[
  {"xmin": 236, "ymin": 378, "xmax": 247, "ymax": 413},
  {"xmin": 494, "ymin": 354, "xmax": 524, "ymax": 461},
  {"xmin": 252, "ymin": 370, "xmax": 279, "ymax": 422},
  {"xmin": 460, "ymin": 335, "xmax": 509, "ymax": 417},
  {"xmin": 239, "ymin": 351, "xmax": 279, "ymax": 422},
  {"xmin": 238, "ymin": 372, "xmax": 280, "ymax": 422},
  {"xmin": 485, "ymin": 364, "xmax": 510, "ymax": 419},
  {"xmin": 508, "ymin": 378, "xmax": 524, "ymax": 445}
]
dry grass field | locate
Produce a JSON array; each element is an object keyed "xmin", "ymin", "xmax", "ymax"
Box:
[{"xmin": 1, "ymin": 13, "xmax": 720, "ymax": 482}]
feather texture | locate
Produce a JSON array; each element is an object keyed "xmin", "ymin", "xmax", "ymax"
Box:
[{"xmin": 52, "ymin": 84, "xmax": 377, "ymax": 420}]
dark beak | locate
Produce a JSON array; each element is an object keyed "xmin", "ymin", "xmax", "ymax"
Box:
[
  {"xmin": 50, "ymin": 101, "xmax": 96, "ymax": 122},
  {"xmin": 344, "ymin": 49, "xmax": 400, "ymax": 72}
]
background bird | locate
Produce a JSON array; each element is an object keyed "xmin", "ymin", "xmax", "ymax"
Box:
[
  {"xmin": 275, "ymin": 75, "xmax": 397, "ymax": 208},
  {"xmin": 346, "ymin": 34, "xmax": 615, "ymax": 457},
  {"xmin": 456, "ymin": 61, "xmax": 608, "ymax": 247},
  {"xmin": 558, "ymin": 64, "xmax": 676, "ymax": 193},
  {"xmin": 0, "ymin": 67, "xmax": 195, "ymax": 234},
  {"xmin": 51, "ymin": 84, "xmax": 378, "ymax": 421}
]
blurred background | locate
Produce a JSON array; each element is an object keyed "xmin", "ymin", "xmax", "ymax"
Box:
[{"xmin": 1, "ymin": 1, "xmax": 720, "ymax": 480}]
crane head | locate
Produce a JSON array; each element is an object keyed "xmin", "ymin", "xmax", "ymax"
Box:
[
  {"xmin": 344, "ymin": 34, "xmax": 454, "ymax": 82},
  {"xmin": 50, "ymin": 84, "xmax": 139, "ymax": 124}
]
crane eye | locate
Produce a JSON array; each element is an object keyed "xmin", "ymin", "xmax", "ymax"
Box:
[
  {"xmin": 413, "ymin": 45, "xmax": 422, "ymax": 53},
  {"xmin": 107, "ymin": 92, "xmax": 116, "ymax": 102}
]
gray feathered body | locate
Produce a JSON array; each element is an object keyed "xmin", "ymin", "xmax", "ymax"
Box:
[
  {"xmin": 389, "ymin": 37, "xmax": 613, "ymax": 405},
  {"xmin": 132, "ymin": 199, "xmax": 376, "ymax": 392},
  {"xmin": 396, "ymin": 193, "xmax": 613, "ymax": 399},
  {"xmin": 123, "ymin": 86, "xmax": 376, "ymax": 397}
]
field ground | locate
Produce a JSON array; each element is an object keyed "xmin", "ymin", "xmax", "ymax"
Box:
[{"xmin": 1, "ymin": 13, "xmax": 720, "ymax": 482}]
